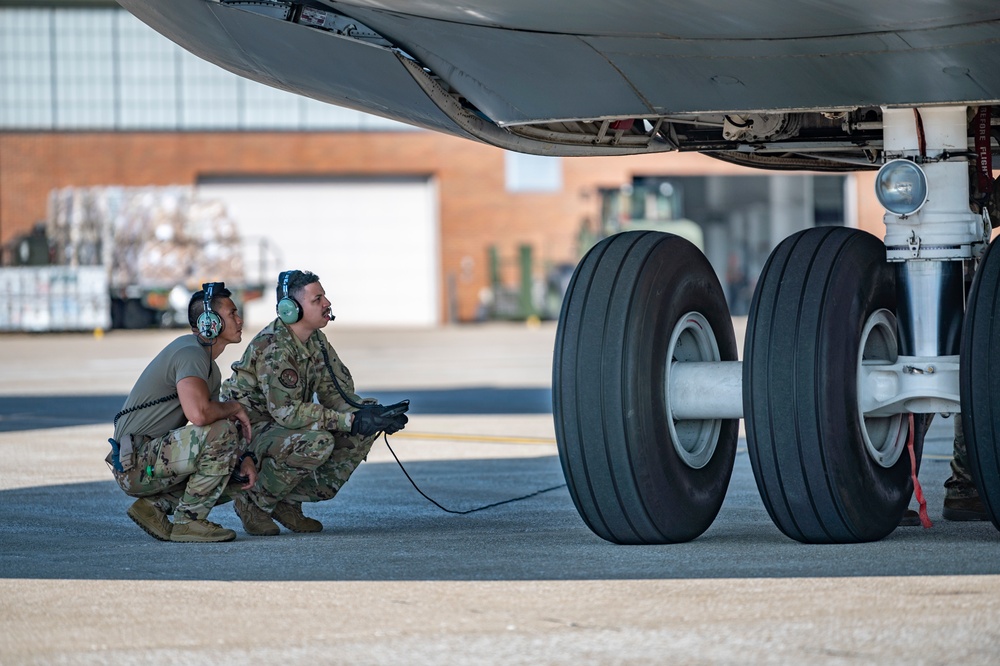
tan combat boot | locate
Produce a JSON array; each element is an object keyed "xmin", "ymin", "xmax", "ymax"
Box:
[
  {"xmin": 272, "ymin": 501, "xmax": 323, "ymax": 533},
  {"xmin": 127, "ymin": 497, "xmax": 172, "ymax": 541},
  {"xmin": 170, "ymin": 518, "xmax": 236, "ymax": 543},
  {"xmin": 233, "ymin": 494, "xmax": 280, "ymax": 536}
]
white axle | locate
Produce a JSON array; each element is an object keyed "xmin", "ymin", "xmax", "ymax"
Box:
[
  {"xmin": 668, "ymin": 357, "xmax": 961, "ymax": 422},
  {"xmin": 669, "ymin": 361, "xmax": 743, "ymax": 420}
]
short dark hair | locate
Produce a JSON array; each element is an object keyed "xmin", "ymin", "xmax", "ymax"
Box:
[
  {"xmin": 276, "ymin": 270, "xmax": 320, "ymax": 304},
  {"xmin": 188, "ymin": 284, "xmax": 232, "ymax": 329}
]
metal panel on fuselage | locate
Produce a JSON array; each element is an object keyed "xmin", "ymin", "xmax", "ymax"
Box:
[
  {"xmin": 328, "ymin": 0, "xmax": 1000, "ymax": 40},
  {"xmin": 342, "ymin": 4, "xmax": 1000, "ymax": 122}
]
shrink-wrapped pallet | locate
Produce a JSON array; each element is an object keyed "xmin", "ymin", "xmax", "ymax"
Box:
[{"xmin": 47, "ymin": 186, "xmax": 246, "ymax": 291}]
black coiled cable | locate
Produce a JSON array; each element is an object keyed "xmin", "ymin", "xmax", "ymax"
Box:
[{"xmin": 319, "ymin": 342, "xmax": 565, "ymax": 513}]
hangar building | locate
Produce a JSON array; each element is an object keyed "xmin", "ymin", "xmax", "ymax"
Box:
[{"xmin": 0, "ymin": 1, "xmax": 886, "ymax": 327}]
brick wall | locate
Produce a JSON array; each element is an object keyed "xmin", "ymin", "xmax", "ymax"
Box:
[{"xmin": 0, "ymin": 131, "xmax": 885, "ymax": 322}]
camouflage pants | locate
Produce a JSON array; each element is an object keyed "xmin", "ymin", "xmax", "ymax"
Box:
[
  {"xmin": 109, "ymin": 420, "xmax": 241, "ymax": 522},
  {"xmin": 241, "ymin": 422, "xmax": 377, "ymax": 512},
  {"xmin": 944, "ymin": 417, "xmax": 979, "ymax": 499}
]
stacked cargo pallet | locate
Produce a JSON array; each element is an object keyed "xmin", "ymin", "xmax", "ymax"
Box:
[{"xmin": 0, "ymin": 187, "xmax": 246, "ymax": 332}]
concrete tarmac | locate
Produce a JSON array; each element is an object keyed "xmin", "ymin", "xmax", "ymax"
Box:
[{"xmin": 1, "ymin": 321, "xmax": 999, "ymax": 664}]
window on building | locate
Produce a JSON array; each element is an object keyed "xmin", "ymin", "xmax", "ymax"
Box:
[
  {"xmin": 0, "ymin": 8, "xmax": 54, "ymax": 128},
  {"xmin": 53, "ymin": 9, "xmax": 116, "ymax": 128},
  {"xmin": 118, "ymin": 12, "xmax": 179, "ymax": 128},
  {"xmin": 0, "ymin": 5, "xmax": 412, "ymax": 132}
]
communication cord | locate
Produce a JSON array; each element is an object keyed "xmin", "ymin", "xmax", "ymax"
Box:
[
  {"xmin": 380, "ymin": 431, "xmax": 565, "ymax": 514},
  {"xmin": 320, "ymin": 344, "xmax": 565, "ymax": 514}
]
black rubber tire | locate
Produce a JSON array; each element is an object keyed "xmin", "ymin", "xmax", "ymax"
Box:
[
  {"xmin": 744, "ymin": 227, "xmax": 911, "ymax": 543},
  {"xmin": 553, "ymin": 231, "xmax": 738, "ymax": 544},
  {"xmin": 960, "ymin": 236, "xmax": 1000, "ymax": 531}
]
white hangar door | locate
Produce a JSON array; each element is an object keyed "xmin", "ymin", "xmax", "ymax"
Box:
[{"xmin": 198, "ymin": 178, "xmax": 439, "ymax": 328}]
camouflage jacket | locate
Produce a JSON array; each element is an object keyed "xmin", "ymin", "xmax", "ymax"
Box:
[{"xmin": 221, "ymin": 318, "xmax": 361, "ymax": 432}]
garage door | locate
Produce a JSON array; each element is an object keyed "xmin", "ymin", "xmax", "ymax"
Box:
[{"xmin": 197, "ymin": 177, "xmax": 439, "ymax": 327}]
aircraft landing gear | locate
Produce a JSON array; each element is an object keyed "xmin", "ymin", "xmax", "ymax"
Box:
[{"xmin": 553, "ymin": 104, "xmax": 996, "ymax": 544}]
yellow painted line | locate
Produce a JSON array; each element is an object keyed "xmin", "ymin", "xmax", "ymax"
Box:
[{"xmin": 390, "ymin": 431, "xmax": 556, "ymax": 446}]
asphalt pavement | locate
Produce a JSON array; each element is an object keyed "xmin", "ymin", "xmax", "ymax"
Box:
[{"xmin": 1, "ymin": 322, "xmax": 999, "ymax": 664}]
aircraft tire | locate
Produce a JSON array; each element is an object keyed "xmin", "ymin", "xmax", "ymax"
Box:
[
  {"xmin": 960, "ymin": 235, "xmax": 1000, "ymax": 531},
  {"xmin": 553, "ymin": 230, "xmax": 738, "ymax": 544},
  {"xmin": 744, "ymin": 227, "xmax": 911, "ymax": 543}
]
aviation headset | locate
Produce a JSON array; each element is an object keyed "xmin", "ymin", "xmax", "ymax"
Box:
[
  {"xmin": 197, "ymin": 281, "xmax": 226, "ymax": 340},
  {"xmin": 276, "ymin": 270, "xmax": 303, "ymax": 324}
]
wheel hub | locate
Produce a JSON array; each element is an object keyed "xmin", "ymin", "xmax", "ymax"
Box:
[
  {"xmin": 665, "ymin": 312, "xmax": 722, "ymax": 469},
  {"xmin": 857, "ymin": 309, "xmax": 907, "ymax": 468}
]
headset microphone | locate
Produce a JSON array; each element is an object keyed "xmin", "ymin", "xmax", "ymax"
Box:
[
  {"xmin": 197, "ymin": 281, "xmax": 225, "ymax": 340},
  {"xmin": 276, "ymin": 270, "xmax": 303, "ymax": 324}
]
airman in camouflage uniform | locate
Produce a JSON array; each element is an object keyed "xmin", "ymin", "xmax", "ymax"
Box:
[
  {"xmin": 942, "ymin": 419, "xmax": 988, "ymax": 520},
  {"xmin": 221, "ymin": 270, "xmax": 406, "ymax": 536},
  {"xmin": 108, "ymin": 285, "xmax": 257, "ymax": 543}
]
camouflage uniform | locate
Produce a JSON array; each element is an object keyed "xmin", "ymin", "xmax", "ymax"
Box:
[
  {"xmin": 109, "ymin": 334, "xmax": 242, "ymax": 522},
  {"xmin": 944, "ymin": 418, "xmax": 979, "ymax": 500},
  {"xmin": 108, "ymin": 421, "xmax": 241, "ymax": 520},
  {"xmin": 221, "ymin": 319, "xmax": 377, "ymax": 513}
]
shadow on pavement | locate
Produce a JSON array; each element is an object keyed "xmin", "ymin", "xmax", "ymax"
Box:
[
  {"xmin": 3, "ymin": 454, "xmax": 998, "ymax": 582},
  {"xmin": 0, "ymin": 388, "xmax": 553, "ymax": 432}
]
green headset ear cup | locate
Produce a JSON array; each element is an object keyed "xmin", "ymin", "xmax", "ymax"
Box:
[
  {"xmin": 198, "ymin": 310, "xmax": 224, "ymax": 339},
  {"xmin": 199, "ymin": 281, "xmax": 226, "ymax": 340},
  {"xmin": 276, "ymin": 296, "xmax": 302, "ymax": 324}
]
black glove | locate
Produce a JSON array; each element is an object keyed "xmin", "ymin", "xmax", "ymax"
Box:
[
  {"xmin": 350, "ymin": 405, "xmax": 397, "ymax": 437},
  {"xmin": 384, "ymin": 413, "xmax": 408, "ymax": 435}
]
